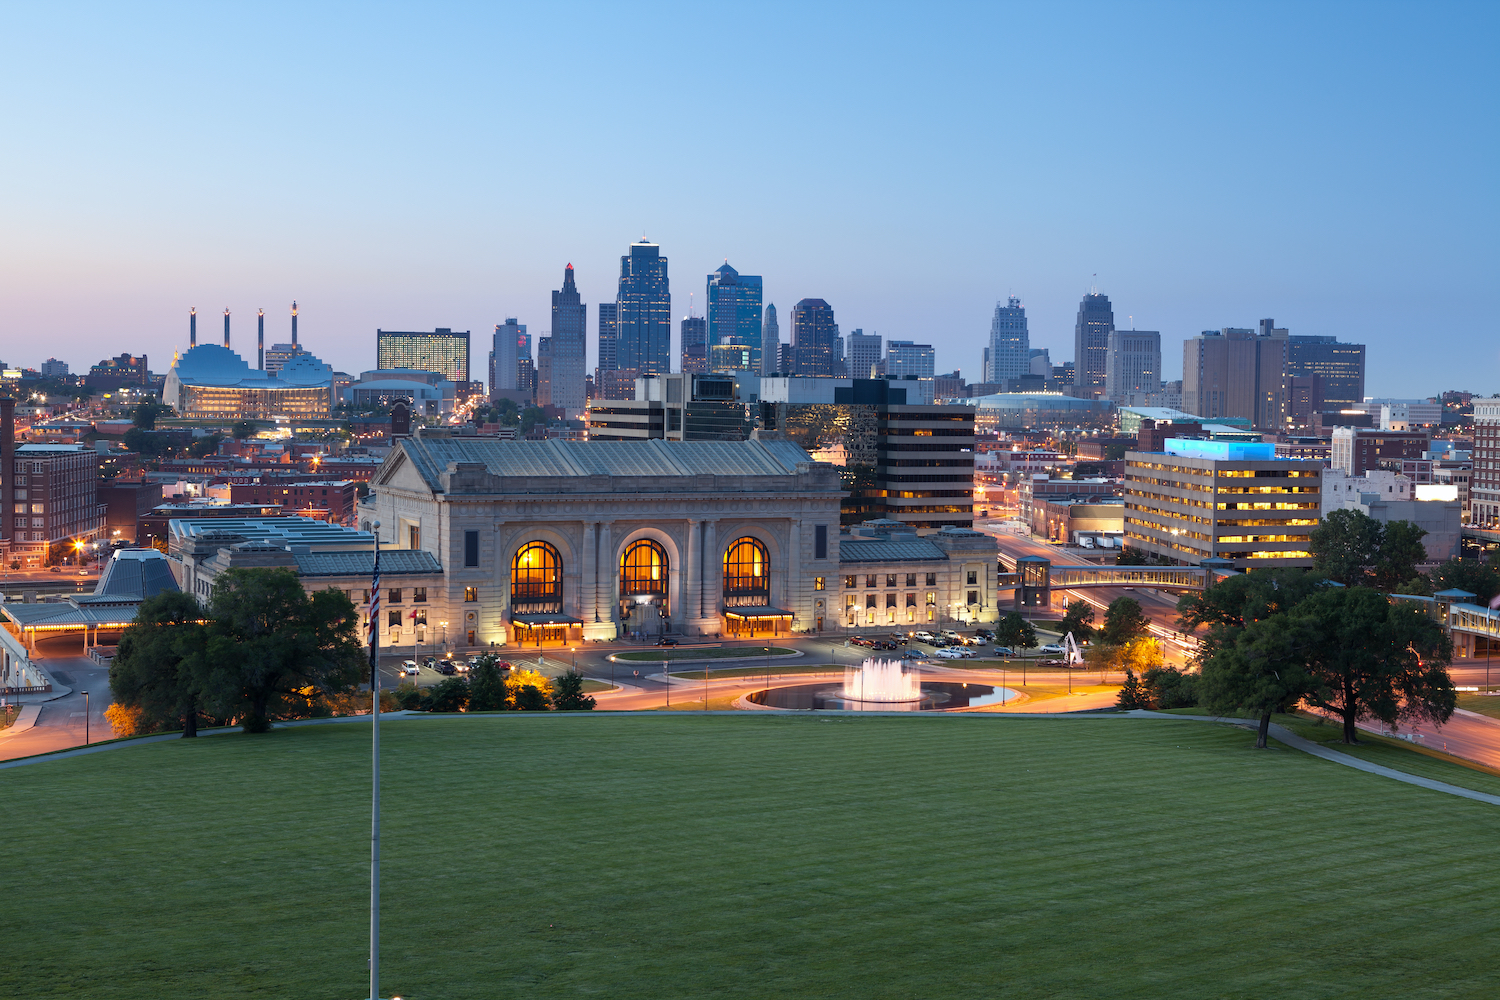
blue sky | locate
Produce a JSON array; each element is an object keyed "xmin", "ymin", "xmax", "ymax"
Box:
[{"xmin": 1, "ymin": 1, "xmax": 1495, "ymax": 395}]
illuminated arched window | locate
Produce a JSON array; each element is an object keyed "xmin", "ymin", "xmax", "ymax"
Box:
[
  {"xmin": 621, "ymin": 539, "xmax": 669, "ymax": 597},
  {"xmin": 723, "ymin": 536, "xmax": 770, "ymax": 606},
  {"xmin": 511, "ymin": 541, "xmax": 562, "ymax": 612}
]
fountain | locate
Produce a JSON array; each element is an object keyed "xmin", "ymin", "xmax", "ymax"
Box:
[{"xmin": 841, "ymin": 658, "xmax": 923, "ymax": 704}]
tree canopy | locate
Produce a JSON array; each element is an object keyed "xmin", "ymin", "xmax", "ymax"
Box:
[
  {"xmin": 1430, "ymin": 558, "xmax": 1500, "ymax": 605},
  {"xmin": 1058, "ymin": 600, "xmax": 1095, "ymax": 643},
  {"xmin": 995, "ymin": 612, "xmax": 1037, "ymax": 653},
  {"xmin": 108, "ymin": 590, "xmax": 210, "ymax": 737},
  {"xmin": 1310, "ymin": 508, "xmax": 1428, "ymax": 590},
  {"xmin": 1101, "ymin": 596, "xmax": 1151, "ymax": 647}
]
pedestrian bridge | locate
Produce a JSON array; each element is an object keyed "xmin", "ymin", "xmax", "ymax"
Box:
[{"xmin": 1047, "ymin": 565, "xmax": 1212, "ymax": 591}]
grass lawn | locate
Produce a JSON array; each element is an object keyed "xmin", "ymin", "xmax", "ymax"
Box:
[
  {"xmin": 579, "ymin": 679, "xmax": 614, "ymax": 694},
  {"xmin": 1457, "ymin": 692, "xmax": 1500, "ymax": 721},
  {"xmin": 670, "ymin": 663, "xmax": 842, "ymax": 680},
  {"xmin": 3, "ymin": 715, "xmax": 1499, "ymax": 998},
  {"xmin": 615, "ymin": 645, "xmax": 796, "ymax": 662}
]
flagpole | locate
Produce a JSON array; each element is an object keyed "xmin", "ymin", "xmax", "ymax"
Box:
[{"xmin": 369, "ymin": 521, "xmax": 382, "ymax": 1000}]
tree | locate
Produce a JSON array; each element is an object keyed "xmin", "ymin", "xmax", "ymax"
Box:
[
  {"xmin": 428, "ymin": 677, "xmax": 470, "ymax": 712},
  {"xmin": 231, "ymin": 420, "xmax": 257, "ymax": 440},
  {"xmin": 1373, "ymin": 520, "xmax": 1428, "ymax": 592},
  {"xmin": 1101, "ymin": 596, "xmax": 1151, "ymax": 647},
  {"xmin": 197, "ymin": 568, "xmax": 365, "ymax": 732},
  {"xmin": 1309, "ymin": 508, "xmax": 1382, "ymax": 586},
  {"xmin": 1294, "ymin": 586, "xmax": 1455, "ymax": 744},
  {"xmin": 467, "ymin": 654, "xmax": 509, "ymax": 711},
  {"xmin": 1058, "ymin": 600, "xmax": 1095, "ymax": 643},
  {"xmin": 122, "ymin": 426, "xmax": 168, "ymax": 457},
  {"xmin": 995, "ymin": 612, "xmax": 1036, "ymax": 654},
  {"xmin": 131, "ymin": 399, "xmax": 173, "ymax": 430},
  {"xmin": 518, "ymin": 406, "xmax": 546, "ymax": 434},
  {"xmin": 109, "ymin": 590, "xmax": 210, "ymax": 737},
  {"xmin": 550, "ymin": 669, "xmax": 597, "ymax": 711},
  {"xmin": 1197, "ymin": 614, "xmax": 1316, "ymax": 748},
  {"xmin": 188, "ymin": 433, "xmax": 223, "ymax": 458},
  {"xmin": 1430, "ymin": 558, "xmax": 1500, "ymax": 605},
  {"xmin": 1177, "ymin": 568, "xmax": 1325, "ymax": 642}
]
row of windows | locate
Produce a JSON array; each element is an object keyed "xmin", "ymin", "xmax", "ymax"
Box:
[
  {"xmin": 846, "ymin": 573, "xmax": 937, "ymax": 588},
  {"xmin": 849, "ymin": 592, "xmax": 935, "ymax": 609}
]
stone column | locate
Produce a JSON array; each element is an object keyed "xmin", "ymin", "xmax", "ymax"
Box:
[
  {"xmin": 585, "ymin": 520, "xmax": 616, "ymax": 641},
  {"xmin": 785, "ymin": 519, "xmax": 801, "ymax": 632},
  {"xmin": 581, "ymin": 521, "xmax": 598, "ymax": 623},
  {"xmin": 702, "ymin": 519, "xmax": 718, "ymax": 628},
  {"xmin": 683, "ymin": 519, "xmax": 699, "ymax": 634}
]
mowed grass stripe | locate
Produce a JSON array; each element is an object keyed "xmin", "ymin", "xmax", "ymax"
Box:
[{"xmin": 2, "ymin": 714, "xmax": 1497, "ymax": 999}]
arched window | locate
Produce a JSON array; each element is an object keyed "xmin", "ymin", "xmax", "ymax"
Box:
[
  {"xmin": 511, "ymin": 541, "xmax": 562, "ymax": 612},
  {"xmin": 620, "ymin": 539, "xmax": 669, "ymax": 598},
  {"xmin": 723, "ymin": 536, "xmax": 770, "ymax": 607}
]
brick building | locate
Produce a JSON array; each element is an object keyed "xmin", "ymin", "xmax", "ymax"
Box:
[{"xmin": 228, "ymin": 479, "xmax": 357, "ymax": 524}]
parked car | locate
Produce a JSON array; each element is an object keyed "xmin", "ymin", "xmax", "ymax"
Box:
[
  {"xmin": 974, "ymin": 629, "xmax": 994, "ymax": 640},
  {"xmin": 655, "ymin": 637, "xmax": 679, "ymax": 647},
  {"xmin": 940, "ymin": 630, "xmax": 964, "ymax": 642},
  {"xmin": 434, "ymin": 660, "xmax": 458, "ymax": 676},
  {"xmin": 1039, "ymin": 643, "xmax": 1065, "ymax": 655},
  {"xmin": 933, "ymin": 647, "xmax": 966, "ymax": 659},
  {"xmin": 851, "ymin": 636, "xmax": 873, "ymax": 647},
  {"xmin": 400, "ymin": 660, "xmax": 419, "ymax": 676},
  {"xmin": 888, "ymin": 633, "xmax": 908, "ymax": 645},
  {"xmin": 967, "ymin": 636, "xmax": 988, "ymax": 646},
  {"xmin": 992, "ymin": 646, "xmax": 1016, "ymax": 657},
  {"xmin": 913, "ymin": 631, "xmax": 936, "ymax": 642},
  {"xmin": 953, "ymin": 647, "xmax": 976, "ymax": 658}
]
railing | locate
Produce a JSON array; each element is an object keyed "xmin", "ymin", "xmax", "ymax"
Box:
[{"xmin": 1047, "ymin": 566, "xmax": 1210, "ymax": 590}]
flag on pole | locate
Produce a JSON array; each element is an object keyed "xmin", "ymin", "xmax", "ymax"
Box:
[{"xmin": 369, "ymin": 555, "xmax": 381, "ymax": 645}]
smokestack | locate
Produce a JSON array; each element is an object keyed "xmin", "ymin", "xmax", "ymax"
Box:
[
  {"xmin": 0, "ymin": 396, "xmax": 13, "ymax": 545},
  {"xmin": 223, "ymin": 308, "xmax": 231, "ymax": 349},
  {"xmin": 190, "ymin": 307, "xmax": 197, "ymax": 347},
  {"xmin": 291, "ymin": 301, "xmax": 299, "ymax": 348},
  {"xmin": 257, "ymin": 309, "xmax": 265, "ymax": 370}
]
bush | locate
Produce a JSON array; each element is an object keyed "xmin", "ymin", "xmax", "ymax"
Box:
[
  {"xmin": 550, "ymin": 670, "xmax": 596, "ymax": 711},
  {"xmin": 428, "ymin": 677, "xmax": 470, "ymax": 713},
  {"xmin": 1114, "ymin": 666, "xmax": 1198, "ymax": 710}
]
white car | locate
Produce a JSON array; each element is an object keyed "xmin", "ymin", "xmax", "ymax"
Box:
[
  {"xmin": 967, "ymin": 636, "xmax": 987, "ymax": 646},
  {"xmin": 400, "ymin": 660, "xmax": 419, "ymax": 676},
  {"xmin": 952, "ymin": 647, "xmax": 976, "ymax": 658},
  {"xmin": 934, "ymin": 647, "xmax": 969, "ymax": 659},
  {"xmin": 1039, "ymin": 643, "xmax": 1065, "ymax": 655},
  {"xmin": 913, "ymin": 631, "xmax": 936, "ymax": 643}
]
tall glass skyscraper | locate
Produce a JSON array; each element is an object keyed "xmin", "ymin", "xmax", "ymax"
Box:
[
  {"xmin": 1286, "ymin": 333, "xmax": 1365, "ymax": 409},
  {"xmin": 617, "ymin": 240, "xmax": 671, "ymax": 375},
  {"xmin": 760, "ymin": 303, "xmax": 779, "ymax": 376},
  {"xmin": 680, "ymin": 315, "xmax": 708, "ymax": 373},
  {"xmin": 1072, "ymin": 292, "xmax": 1115, "ymax": 399},
  {"xmin": 790, "ymin": 299, "xmax": 838, "ymax": 375},
  {"xmin": 491, "ymin": 318, "xmax": 525, "ymax": 393},
  {"xmin": 376, "ymin": 328, "xmax": 470, "ymax": 383},
  {"xmin": 597, "ymin": 302, "xmax": 618, "ymax": 375},
  {"xmin": 847, "ymin": 329, "xmax": 882, "ymax": 379},
  {"xmin": 985, "ymin": 297, "xmax": 1030, "ymax": 384},
  {"xmin": 549, "ymin": 264, "xmax": 587, "ymax": 416},
  {"xmin": 706, "ymin": 262, "xmax": 763, "ymax": 370}
]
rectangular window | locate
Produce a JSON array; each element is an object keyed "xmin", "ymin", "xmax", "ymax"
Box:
[
  {"xmin": 414, "ymin": 609, "xmax": 428, "ymax": 626},
  {"xmin": 907, "ymin": 607, "xmax": 915, "ymax": 623},
  {"xmin": 814, "ymin": 577, "xmax": 825, "ymax": 591},
  {"xmin": 844, "ymin": 575, "xmax": 858, "ymax": 589},
  {"xmin": 464, "ymin": 530, "xmax": 479, "ymax": 568},
  {"xmin": 885, "ymin": 593, "xmax": 897, "ymax": 608},
  {"xmin": 905, "ymin": 593, "xmax": 916, "ymax": 607},
  {"xmin": 866, "ymin": 593, "xmax": 878, "ymax": 609},
  {"xmin": 846, "ymin": 595, "xmax": 858, "ymax": 611},
  {"xmin": 927, "ymin": 606, "xmax": 935, "ymax": 623},
  {"xmin": 388, "ymin": 610, "xmax": 401, "ymax": 628},
  {"xmin": 408, "ymin": 524, "xmax": 420, "ymax": 550},
  {"xmin": 886, "ymin": 574, "xmax": 897, "ymax": 588},
  {"xmin": 905, "ymin": 573, "xmax": 916, "ymax": 587},
  {"xmin": 926, "ymin": 573, "xmax": 937, "ymax": 586},
  {"xmin": 388, "ymin": 588, "xmax": 402, "ymax": 604},
  {"xmin": 887, "ymin": 609, "xmax": 896, "ymax": 624},
  {"xmin": 413, "ymin": 587, "xmax": 427, "ymax": 603},
  {"xmin": 464, "ymin": 586, "xmax": 478, "ymax": 602},
  {"xmin": 968, "ymin": 590, "xmax": 979, "ymax": 606},
  {"xmin": 814, "ymin": 524, "xmax": 827, "ymax": 560},
  {"xmin": 967, "ymin": 571, "xmax": 977, "ymax": 585},
  {"xmin": 866, "ymin": 574, "xmax": 878, "ymax": 588},
  {"xmin": 926, "ymin": 592, "xmax": 936, "ymax": 606}
]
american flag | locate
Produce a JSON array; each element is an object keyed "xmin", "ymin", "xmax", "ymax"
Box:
[{"xmin": 368, "ymin": 545, "xmax": 381, "ymax": 646}]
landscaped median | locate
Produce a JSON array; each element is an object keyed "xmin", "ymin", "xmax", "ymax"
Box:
[{"xmin": 610, "ymin": 645, "xmax": 799, "ymax": 664}]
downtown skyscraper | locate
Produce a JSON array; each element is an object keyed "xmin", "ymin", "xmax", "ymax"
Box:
[
  {"xmin": 705, "ymin": 262, "xmax": 763, "ymax": 371},
  {"xmin": 490, "ymin": 318, "xmax": 525, "ymax": 393},
  {"xmin": 548, "ymin": 264, "xmax": 587, "ymax": 417},
  {"xmin": 1071, "ymin": 292, "xmax": 1115, "ymax": 399},
  {"xmin": 616, "ymin": 239, "xmax": 671, "ymax": 375},
  {"xmin": 790, "ymin": 299, "xmax": 838, "ymax": 376},
  {"xmin": 984, "ymin": 297, "xmax": 1030, "ymax": 385},
  {"xmin": 760, "ymin": 304, "xmax": 779, "ymax": 376}
]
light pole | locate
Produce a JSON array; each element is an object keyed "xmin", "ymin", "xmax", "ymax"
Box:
[{"xmin": 82, "ymin": 690, "xmax": 89, "ymax": 744}]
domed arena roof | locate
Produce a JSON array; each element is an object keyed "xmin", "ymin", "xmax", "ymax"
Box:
[
  {"xmin": 278, "ymin": 352, "xmax": 335, "ymax": 386},
  {"xmin": 170, "ymin": 344, "xmax": 270, "ymax": 386}
]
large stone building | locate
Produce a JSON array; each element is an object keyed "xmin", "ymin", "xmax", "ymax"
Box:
[{"xmin": 359, "ymin": 431, "xmax": 998, "ymax": 646}]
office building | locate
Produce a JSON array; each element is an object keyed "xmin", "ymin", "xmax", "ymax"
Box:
[
  {"xmin": 886, "ymin": 341, "xmax": 936, "ymax": 379},
  {"xmin": 1286, "ymin": 335, "xmax": 1365, "ymax": 410},
  {"xmin": 0, "ymin": 400, "xmax": 103, "ymax": 567},
  {"xmin": 954, "ymin": 391, "xmax": 1115, "ymax": 433},
  {"xmin": 616, "ymin": 239, "xmax": 671, "ymax": 376},
  {"xmin": 761, "ymin": 304, "xmax": 780, "ymax": 376},
  {"xmin": 85, "ymin": 353, "xmax": 149, "ymax": 390},
  {"xmin": 597, "ymin": 302, "xmax": 618, "ymax": 377},
  {"xmin": 535, "ymin": 337, "xmax": 553, "ymax": 408},
  {"xmin": 985, "ymin": 298, "xmax": 1030, "ymax": 385},
  {"xmin": 789, "ymin": 299, "xmax": 839, "ymax": 376},
  {"xmin": 1072, "ymin": 292, "xmax": 1114, "ymax": 399},
  {"xmin": 1330, "ymin": 427, "xmax": 1431, "ymax": 477},
  {"xmin": 491, "ymin": 319, "xmax": 524, "ymax": 394},
  {"xmin": 1182, "ymin": 325, "xmax": 1287, "ymax": 428},
  {"xmin": 847, "ymin": 329, "xmax": 882, "ymax": 379},
  {"xmin": 586, "ymin": 373, "xmax": 748, "ymax": 442},
  {"xmin": 680, "ymin": 316, "xmax": 708, "ymax": 373},
  {"xmin": 706, "ymin": 262, "xmax": 763, "ymax": 371},
  {"xmin": 376, "ymin": 329, "xmax": 470, "ymax": 383},
  {"xmin": 1467, "ymin": 399, "xmax": 1499, "ymax": 525},
  {"xmin": 1104, "ymin": 329, "xmax": 1161, "ymax": 402},
  {"xmin": 39, "ymin": 358, "xmax": 68, "ymax": 378},
  {"xmin": 342, "ymin": 369, "xmax": 455, "ymax": 416},
  {"xmin": 1123, "ymin": 438, "xmax": 1322, "ymax": 570},
  {"xmin": 549, "ymin": 264, "xmax": 588, "ymax": 417},
  {"xmin": 709, "ymin": 338, "xmax": 755, "ymax": 372},
  {"xmin": 761, "ymin": 379, "xmax": 976, "ymax": 532}
]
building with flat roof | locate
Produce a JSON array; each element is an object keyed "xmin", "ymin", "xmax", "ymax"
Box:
[
  {"xmin": 1123, "ymin": 438, "xmax": 1322, "ymax": 569},
  {"xmin": 1286, "ymin": 335, "xmax": 1365, "ymax": 410},
  {"xmin": 375, "ymin": 329, "xmax": 470, "ymax": 383},
  {"xmin": 837, "ymin": 520, "xmax": 998, "ymax": 628},
  {"xmin": 586, "ymin": 374, "xmax": 748, "ymax": 442},
  {"xmin": 1104, "ymin": 329, "xmax": 1161, "ymax": 403},
  {"xmin": 1330, "ymin": 427, "xmax": 1429, "ymax": 476}
]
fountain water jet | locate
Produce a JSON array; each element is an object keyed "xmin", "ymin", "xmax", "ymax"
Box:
[{"xmin": 841, "ymin": 657, "xmax": 922, "ymax": 704}]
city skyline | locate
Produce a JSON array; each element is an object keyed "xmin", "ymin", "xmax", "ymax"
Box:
[{"xmin": 0, "ymin": 4, "xmax": 1493, "ymax": 396}]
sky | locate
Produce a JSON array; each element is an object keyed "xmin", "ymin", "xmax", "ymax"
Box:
[{"xmin": 0, "ymin": 1, "xmax": 1495, "ymax": 396}]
